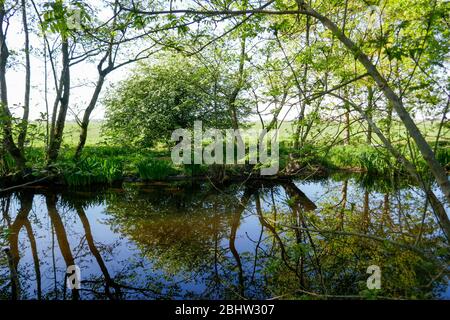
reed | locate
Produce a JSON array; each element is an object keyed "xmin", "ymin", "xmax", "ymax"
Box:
[
  {"xmin": 63, "ymin": 157, "xmax": 123, "ymax": 187},
  {"xmin": 136, "ymin": 159, "xmax": 176, "ymax": 180}
]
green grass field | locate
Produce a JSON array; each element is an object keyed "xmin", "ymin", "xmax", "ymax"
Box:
[
  {"xmin": 57, "ymin": 119, "xmax": 449, "ymax": 148},
  {"xmin": 63, "ymin": 121, "xmax": 103, "ymax": 146}
]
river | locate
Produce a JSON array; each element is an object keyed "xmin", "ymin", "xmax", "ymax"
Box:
[{"xmin": 0, "ymin": 174, "xmax": 448, "ymax": 300}]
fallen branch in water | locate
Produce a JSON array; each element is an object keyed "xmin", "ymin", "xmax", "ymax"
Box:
[{"xmin": 0, "ymin": 176, "xmax": 50, "ymax": 193}]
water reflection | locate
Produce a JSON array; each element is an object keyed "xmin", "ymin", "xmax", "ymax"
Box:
[{"xmin": 0, "ymin": 176, "xmax": 448, "ymax": 300}]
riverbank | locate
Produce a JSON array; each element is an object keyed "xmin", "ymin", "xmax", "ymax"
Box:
[
  {"xmin": 0, "ymin": 164, "xmax": 330, "ymax": 192},
  {"xmin": 1, "ymin": 144, "xmax": 448, "ymax": 191}
]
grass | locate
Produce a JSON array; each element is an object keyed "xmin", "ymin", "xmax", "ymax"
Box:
[
  {"xmin": 137, "ymin": 158, "xmax": 178, "ymax": 180},
  {"xmin": 62, "ymin": 157, "xmax": 123, "ymax": 187},
  {"xmin": 324, "ymin": 145, "xmax": 393, "ymax": 175},
  {"xmin": 0, "ymin": 153, "xmax": 15, "ymax": 176},
  {"xmin": 63, "ymin": 121, "xmax": 103, "ymax": 146},
  {"xmin": 255, "ymin": 119, "xmax": 449, "ymax": 147},
  {"xmin": 21, "ymin": 121, "xmax": 104, "ymax": 149}
]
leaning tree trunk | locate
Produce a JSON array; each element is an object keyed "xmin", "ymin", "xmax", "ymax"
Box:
[
  {"xmin": 74, "ymin": 74, "xmax": 105, "ymax": 160},
  {"xmin": 303, "ymin": 3, "xmax": 450, "ymax": 205}
]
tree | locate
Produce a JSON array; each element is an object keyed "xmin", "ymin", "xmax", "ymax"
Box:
[
  {"xmin": 36, "ymin": 0, "xmax": 158, "ymax": 162},
  {"xmin": 103, "ymin": 55, "xmax": 236, "ymax": 147},
  {"xmin": 17, "ymin": 0, "xmax": 31, "ymax": 151},
  {"xmin": 74, "ymin": 0, "xmax": 160, "ymax": 159},
  {"xmin": 0, "ymin": 0, "xmax": 26, "ymax": 170},
  {"xmin": 39, "ymin": 0, "xmax": 86, "ymax": 164}
]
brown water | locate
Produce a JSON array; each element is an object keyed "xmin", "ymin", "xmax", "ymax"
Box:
[{"xmin": 0, "ymin": 175, "xmax": 449, "ymax": 300}]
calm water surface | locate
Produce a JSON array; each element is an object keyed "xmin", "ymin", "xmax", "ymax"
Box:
[{"xmin": 0, "ymin": 175, "xmax": 449, "ymax": 300}]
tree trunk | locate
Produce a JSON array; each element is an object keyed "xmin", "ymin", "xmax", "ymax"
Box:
[
  {"xmin": 294, "ymin": 13, "xmax": 310, "ymax": 150},
  {"xmin": 18, "ymin": 0, "xmax": 31, "ymax": 151},
  {"xmin": 47, "ymin": 39, "xmax": 70, "ymax": 164},
  {"xmin": 366, "ymin": 86, "xmax": 373, "ymax": 144},
  {"xmin": 0, "ymin": 5, "xmax": 26, "ymax": 170},
  {"xmin": 229, "ymin": 36, "xmax": 246, "ymax": 131},
  {"xmin": 74, "ymin": 75, "xmax": 105, "ymax": 160}
]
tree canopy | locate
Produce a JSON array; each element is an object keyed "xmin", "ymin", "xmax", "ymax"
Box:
[{"xmin": 103, "ymin": 54, "xmax": 246, "ymax": 147}]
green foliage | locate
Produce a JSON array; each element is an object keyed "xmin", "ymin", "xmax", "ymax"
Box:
[
  {"xmin": 326, "ymin": 146, "xmax": 394, "ymax": 175},
  {"xmin": 63, "ymin": 157, "xmax": 123, "ymax": 187},
  {"xmin": 436, "ymin": 148, "xmax": 450, "ymax": 169},
  {"xmin": 41, "ymin": 0, "xmax": 91, "ymax": 37},
  {"xmin": 406, "ymin": 143, "xmax": 450, "ymax": 176},
  {"xmin": 293, "ymin": 143, "xmax": 324, "ymax": 166},
  {"xmin": 103, "ymin": 54, "xmax": 237, "ymax": 148},
  {"xmin": 136, "ymin": 159, "xmax": 177, "ymax": 181},
  {"xmin": 80, "ymin": 146, "xmax": 135, "ymax": 158},
  {"xmin": 357, "ymin": 150, "xmax": 393, "ymax": 175},
  {"xmin": 0, "ymin": 152, "xmax": 15, "ymax": 176}
]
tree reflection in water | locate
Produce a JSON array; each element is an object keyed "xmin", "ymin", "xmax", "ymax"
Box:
[{"xmin": 0, "ymin": 176, "xmax": 448, "ymax": 300}]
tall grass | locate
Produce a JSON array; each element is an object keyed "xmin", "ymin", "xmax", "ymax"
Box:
[
  {"xmin": 63, "ymin": 157, "xmax": 123, "ymax": 187},
  {"xmin": 0, "ymin": 153, "xmax": 15, "ymax": 176},
  {"xmin": 325, "ymin": 146, "xmax": 393, "ymax": 175},
  {"xmin": 436, "ymin": 148, "xmax": 450, "ymax": 169},
  {"xmin": 136, "ymin": 159, "xmax": 177, "ymax": 180},
  {"xmin": 357, "ymin": 150, "xmax": 392, "ymax": 175}
]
